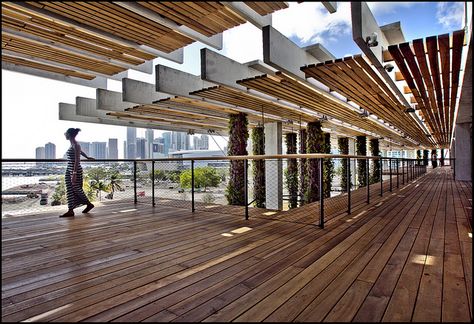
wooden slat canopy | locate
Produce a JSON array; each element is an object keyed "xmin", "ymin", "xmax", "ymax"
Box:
[
  {"xmin": 244, "ymin": 2, "xmax": 289, "ymax": 15},
  {"xmin": 1, "ymin": 1, "xmax": 288, "ymax": 81},
  {"xmin": 387, "ymin": 29, "xmax": 466, "ymax": 148},
  {"xmin": 190, "ymin": 85, "xmax": 382, "ymax": 138},
  {"xmin": 236, "ymin": 72, "xmax": 417, "ymax": 147},
  {"xmin": 301, "ymin": 55, "xmax": 433, "ymax": 147}
]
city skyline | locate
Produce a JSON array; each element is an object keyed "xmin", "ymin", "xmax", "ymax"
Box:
[{"xmin": 34, "ymin": 131, "xmax": 211, "ymax": 159}]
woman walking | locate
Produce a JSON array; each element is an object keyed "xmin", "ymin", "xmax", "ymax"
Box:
[{"xmin": 61, "ymin": 128, "xmax": 95, "ymax": 217}]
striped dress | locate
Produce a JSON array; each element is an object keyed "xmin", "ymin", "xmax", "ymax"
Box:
[{"xmin": 65, "ymin": 145, "xmax": 90, "ymax": 210}]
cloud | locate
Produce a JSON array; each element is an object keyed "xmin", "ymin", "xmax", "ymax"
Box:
[
  {"xmin": 367, "ymin": 2, "xmax": 418, "ymax": 15},
  {"xmin": 272, "ymin": 2, "xmax": 352, "ymax": 46},
  {"xmin": 221, "ymin": 22, "xmax": 263, "ymax": 64},
  {"xmin": 436, "ymin": 2, "xmax": 464, "ymax": 30}
]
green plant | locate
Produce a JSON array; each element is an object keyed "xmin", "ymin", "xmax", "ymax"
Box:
[
  {"xmin": 285, "ymin": 132, "xmax": 298, "ymax": 209},
  {"xmin": 251, "ymin": 126, "xmax": 265, "ymax": 208},
  {"xmin": 417, "ymin": 149, "xmax": 422, "ymax": 166},
  {"xmin": 299, "ymin": 128, "xmax": 307, "ymax": 206},
  {"xmin": 226, "ymin": 113, "xmax": 249, "ymax": 205},
  {"xmin": 51, "ymin": 176, "xmax": 67, "ymax": 205},
  {"xmin": 105, "ymin": 169, "xmax": 123, "ymax": 199},
  {"xmin": 86, "ymin": 167, "xmax": 110, "ymax": 201},
  {"xmin": 423, "ymin": 150, "xmax": 429, "ymax": 166},
  {"xmin": 369, "ymin": 138, "xmax": 381, "ymax": 184},
  {"xmin": 356, "ymin": 136, "xmax": 367, "ymax": 187},
  {"xmin": 306, "ymin": 121, "xmax": 324, "ymax": 203},
  {"xmin": 338, "ymin": 137, "xmax": 351, "ymax": 192},
  {"xmin": 180, "ymin": 167, "xmax": 221, "ymax": 190},
  {"xmin": 323, "ymin": 133, "xmax": 334, "ymax": 198}
]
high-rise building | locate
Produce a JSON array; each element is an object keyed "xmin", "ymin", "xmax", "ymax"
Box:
[
  {"xmin": 123, "ymin": 140, "xmax": 127, "ymax": 159},
  {"xmin": 91, "ymin": 142, "xmax": 107, "ymax": 159},
  {"xmin": 44, "ymin": 142, "xmax": 56, "ymax": 159},
  {"xmin": 35, "ymin": 146, "xmax": 45, "ymax": 159},
  {"xmin": 136, "ymin": 138, "xmax": 146, "ymax": 159},
  {"xmin": 145, "ymin": 129, "xmax": 154, "ymax": 158},
  {"xmin": 171, "ymin": 131, "xmax": 190, "ymax": 152},
  {"xmin": 162, "ymin": 132, "xmax": 171, "ymax": 155},
  {"xmin": 126, "ymin": 127, "xmax": 137, "ymax": 159},
  {"xmin": 193, "ymin": 134, "xmax": 210, "ymax": 150},
  {"xmin": 78, "ymin": 141, "xmax": 90, "ymax": 156},
  {"xmin": 152, "ymin": 140, "xmax": 165, "ymax": 158},
  {"xmin": 108, "ymin": 138, "xmax": 118, "ymax": 159}
]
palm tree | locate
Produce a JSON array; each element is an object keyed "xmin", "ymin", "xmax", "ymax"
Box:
[{"xmin": 106, "ymin": 170, "xmax": 123, "ymax": 199}]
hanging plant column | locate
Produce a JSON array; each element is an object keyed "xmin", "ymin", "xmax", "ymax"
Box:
[
  {"xmin": 226, "ymin": 113, "xmax": 249, "ymax": 205},
  {"xmin": 417, "ymin": 149, "xmax": 422, "ymax": 166},
  {"xmin": 440, "ymin": 148, "xmax": 445, "ymax": 166},
  {"xmin": 423, "ymin": 150, "xmax": 429, "ymax": 166},
  {"xmin": 299, "ymin": 128, "xmax": 307, "ymax": 206},
  {"xmin": 251, "ymin": 126, "xmax": 265, "ymax": 208},
  {"xmin": 285, "ymin": 133, "xmax": 298, "ymax": 209},
  {"xmin": 338, "ymin": 137, "xmax": 351, "ymax": 192},
  {"xmin": 369, "ymin": 138, "xmax": 380, "ymax": 184},
  {"xmin": 323, "ymin": 133, "xmax": 334, "ymax": 198},
  {"xmin": 356, "ymin": 136, "xmax": 367, "ymax": 187},
  {"xmin": 306, "ymin": 121, "xmax": 324, "ymax": 203}
]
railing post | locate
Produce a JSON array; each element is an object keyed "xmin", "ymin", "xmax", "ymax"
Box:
[
  {"xmin": 244, "ymin": 159, "xmax": 248, "ymax": 220},
  {"xmin": 366, "ymin": 157, "xmax": 370, "ymax": 204},
  {"xmin": 319, "ymin": 158, "xmax": 324, "ymax": 228},
  {"xmin": 389, "ymin": 158, "xmax": 392, "ymax": 192},
  {"xmin": 453, "ymin": 158, "xmax": 456, "ymax": 180},
  {"xmin": 347, "ymin": 157, "xmax": 351, "ymax": 214},
  {"xmin": 191, "ymin": 160, "xmax": 195, "ymax": 213},
  {"xmin": 396, "ymin": 158, "xmax": 399, "ymax": 188},
  {"xmin": 133, "ymin": 160, "xmax": 137, "ymax": 204},
  {"xmin": 152, "ymin": 161, "xmax": 155, "ymax": 207},
  {"xmin": 380, "ymin": 157, "xmax": 383, "ymax": 196},
  {"xmin": 402, "ymin": 159, "xmax": 405, "ymax": 185}
]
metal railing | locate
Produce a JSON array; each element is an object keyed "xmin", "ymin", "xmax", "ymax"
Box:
[{"xmin": 2, "ymin": 155, "xmax": 454, "ymax": 227}]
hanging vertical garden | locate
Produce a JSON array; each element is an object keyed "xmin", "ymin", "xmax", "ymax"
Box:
[
  {"xmin": 423, "ymin": 150, "xmax": 429, "ymax": 166},
  {"xmin": 440, "ymin": 148, "xmax": 445, "ymax": 166},
  {"xmin": 285, "ymin": 132, "xmax": 298, "ymax": 209},
  {"xmin": 369, "ymin": 138, "xmax": 380, "ymax": 184},
  {"xmin": 417, "ymin": 149, "xmax": 422, "ymax": 165},
  {"xmin": 338, "ymin": 137, "xmax": 350, "ymax": 192},
  {"xmin": 226, "ymin": 113, "xmax": 248, "ymax": 205},
  {"xmin": 299, "ymin": 128, "xmax": 307, "ymax": 206},
  {"xmin": 306, "ymin": 120, "xmax": 324, "ymax": 203},
  {"xmin": 356, "ymin": 135, "xmax": 367, "ymax": 187},
  {"xmin": 323, "ymin": 133, "xmax": 333, "ymax": 198},
  {"xmin": 251, "ymin": 126, "xmax": 265, "ymax": 208}
]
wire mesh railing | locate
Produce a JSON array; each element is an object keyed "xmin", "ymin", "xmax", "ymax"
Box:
[{"xmin": 2, "ymin": 156, "xmax": 453, "ymax": 225}]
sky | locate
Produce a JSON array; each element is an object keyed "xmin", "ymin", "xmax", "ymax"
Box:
[{"xmin": 1, "ymin": 2, "xmax": 466, "ymax": 158}]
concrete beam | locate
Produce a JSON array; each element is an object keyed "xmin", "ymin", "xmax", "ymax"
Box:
[
  {"xmin": 263, "ymin": 25, "xmax": 322, "ymax": 80},
  {"xmin": 13, "ymin": 2, "xmax": 184, "ymax": 64},
  {"xmin": 303, "ymin": 43, "xmax": 336, "ymax": 62},
  {"xmin": 115, "ymin": 2, "xmax": 223, "ymax": 50},
  {"xmin": 96, "ymin": 89, "xmax": 135, "ymax": 112},
  {"xmin": 321, "ymin": 2, "xmax": 337, "ymax": 14},
  {"xmin": 221, "ymin": 2, "xmax": 272, "ymax": 29},
  {"xmin": 2, "ymin": 61, "xmax": 108, "ymax": 88},
  {"xmin": 156, "ymin": 64, "xmax": 214, "ymax": 96},
  {"xmin": 122, "ymin": 78, "xmax": 169, "ymax": 104},
  {"xmin": 380, "ymin": 22, "xmax": 406, "ymax": 46},
  {"xmin": 200, "ymin": 48, "xmax": 264, "ymax": 91}
]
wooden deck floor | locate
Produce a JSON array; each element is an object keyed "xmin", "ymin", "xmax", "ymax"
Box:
[{"xmin": 2, "ymin": 167, "xmax": 472, "ymax": 322}]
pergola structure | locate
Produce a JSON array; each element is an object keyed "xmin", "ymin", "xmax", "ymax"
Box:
[{"xmin": 2, "ymin": 1, "xmax": 472, "ymax": 177}]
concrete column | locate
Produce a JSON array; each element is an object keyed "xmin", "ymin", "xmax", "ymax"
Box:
[
  {"xmin": 455, "ymin": 123, "xmax": 472, "ymax": 181},
  {"xmin": 265, "ymin": 122, "xmax": 283, "ymax": 210}
]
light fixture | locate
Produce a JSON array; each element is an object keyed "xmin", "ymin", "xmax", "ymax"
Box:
[
  {"xmin": 404, "ymin": 107, "xmax": 416, "ymax": 113},
  {"xmin": 366, "ymin": 32, "xmax": 378, "ymax": 47},
  {"xmin": 383, "ymin": 63, "xmax": 394, "ymax": 72}
]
